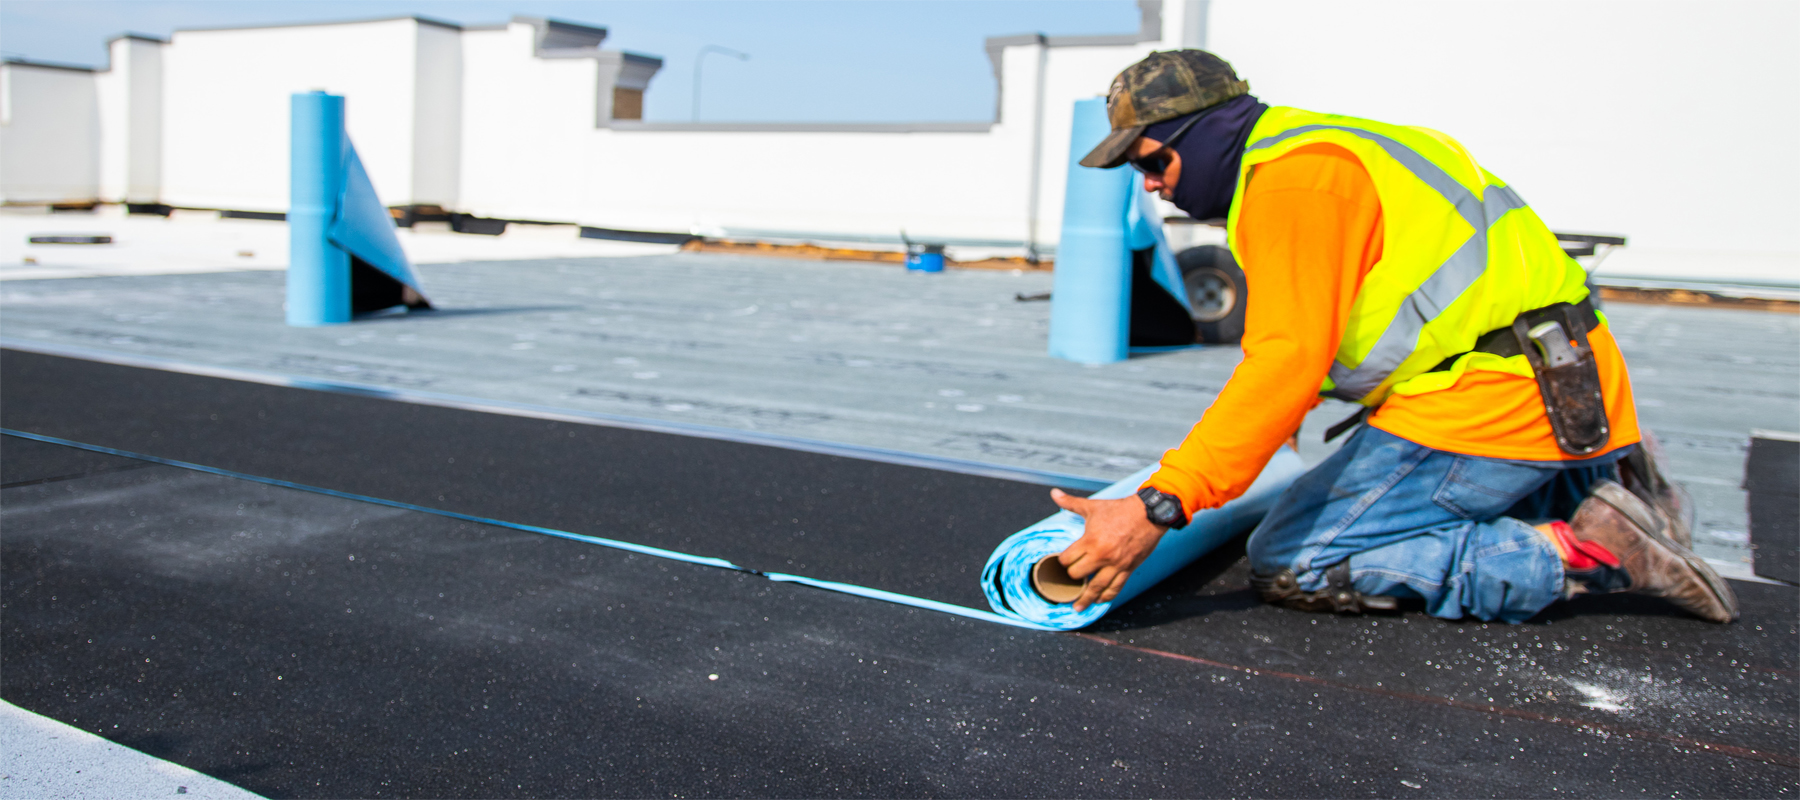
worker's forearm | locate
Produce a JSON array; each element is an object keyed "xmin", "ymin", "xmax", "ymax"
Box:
[{"xmin": 1146, "ymin": 342, "xmax": 1328, "ymax": 515}]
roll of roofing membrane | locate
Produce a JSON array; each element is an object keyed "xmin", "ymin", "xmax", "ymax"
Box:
[
  {"xmin": 289, "ymin": 91, "xmax": 426, "ymax": 326},
  {"xmin": 982, "ymin": 446, "xmax": 1307, "ymax": 630}
]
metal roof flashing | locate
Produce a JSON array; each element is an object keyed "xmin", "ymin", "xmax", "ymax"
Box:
[
  {"xmin": 172, "ymin": 15, "xmax": 463, "ymax": 35},
  {"xmin": 105, "ymin": 33, "xmax": 170, "ymax": 45},
  {"xmin": 1, "ymin": 58, "xmax": 98, "ymax": 73},
  {"xmin": 511, "ymin": 16, "xmax": 609, "ymax": 56}
]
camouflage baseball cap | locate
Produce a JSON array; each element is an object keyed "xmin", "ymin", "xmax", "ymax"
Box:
[{"xmin": 1079, "ymin": 50, "xmax": 1250, "ymax": 169}]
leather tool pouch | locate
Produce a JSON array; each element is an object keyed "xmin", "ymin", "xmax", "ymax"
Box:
[{"xmin": 1512, "ymin": 303, "xmax": 1610, "ymax": 455}]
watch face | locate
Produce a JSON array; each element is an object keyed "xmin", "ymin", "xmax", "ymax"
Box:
[
  {"xmin": 1140, "ymin": 488, "xmax": 1182, "ymax": 527},
  {"xmin": 1153, "ymin": 499, "xmax": 1179, "ymax": 523}
]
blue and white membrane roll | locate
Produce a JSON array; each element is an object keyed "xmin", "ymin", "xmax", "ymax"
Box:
[{"xmin": 982, "ymin": 446, "xmax": 1308, "ymax": 630}]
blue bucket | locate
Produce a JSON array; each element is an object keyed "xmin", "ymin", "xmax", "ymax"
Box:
[{"xmin": 906, "ymin": 243, "xmax": 946, "ymax": 273}]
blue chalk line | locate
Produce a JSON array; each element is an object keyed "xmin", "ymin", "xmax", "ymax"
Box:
[{"xmin": 0, "ymin": 428, "xmax": 1038, "ymax": 628}]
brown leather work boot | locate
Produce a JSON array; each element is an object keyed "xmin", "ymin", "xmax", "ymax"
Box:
[
  {"xmin": 1565, "ymin": 480, "xmax": 1738, "ymax": 623},
  {"xmin": 1617, "ymin": 431, "xmax": 1694, "ymax": 548}
]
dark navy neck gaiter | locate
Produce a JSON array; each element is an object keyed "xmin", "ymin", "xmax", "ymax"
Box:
[{"xmin": 1141, "ymin": 94, "xmax": 1269, "ymax": 221}]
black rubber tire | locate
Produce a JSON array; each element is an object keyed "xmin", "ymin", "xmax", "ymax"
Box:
[{"xmin": 1177, "ymin": 245, "xmax": 1247, "ymax": 344}]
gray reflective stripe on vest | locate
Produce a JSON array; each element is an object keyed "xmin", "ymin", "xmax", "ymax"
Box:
[{"xmin": 1245, "ymin": 124, "xmax": 1530, "ymax": 401}]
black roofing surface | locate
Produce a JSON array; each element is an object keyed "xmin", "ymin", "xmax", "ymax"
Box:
[
  {"xmin": 2, "ymin": 349, "xmax": 1795, "ymax": 797},
  {"xmin": 1748, "ymin": 435, "xmax": 1798, "ymax": 583}
]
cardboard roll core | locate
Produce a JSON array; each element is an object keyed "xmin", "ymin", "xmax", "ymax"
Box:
[{"xmin": 1031, "ymin": 555, "xmax": 1087, "ymax": 604}]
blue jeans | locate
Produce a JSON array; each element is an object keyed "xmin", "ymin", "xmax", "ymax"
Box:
[{"xmin": 1246, "ymin": 426, "xmax": 1626, "ymax": 623}]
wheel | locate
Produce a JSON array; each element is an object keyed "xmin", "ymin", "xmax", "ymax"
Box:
[
  {"xmin": 1185, "ymin": 264, "xmax": 1238, "ymax": 323},
  {"xmin": 1177, "ymin": 245, "xmax": 1247, "ymax": 344}
]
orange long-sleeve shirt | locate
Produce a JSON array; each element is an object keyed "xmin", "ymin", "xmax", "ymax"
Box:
[{"xmin": 1145, "ymin": 143, "xmax": 1640, "ymax": 516}]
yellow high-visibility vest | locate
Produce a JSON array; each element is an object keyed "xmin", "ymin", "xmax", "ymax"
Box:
[{"xmin": 1225, "ymin": 107, "xmax": 1590, "ymax": 407}]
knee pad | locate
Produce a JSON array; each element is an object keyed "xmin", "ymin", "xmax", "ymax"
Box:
[{"xmin": 1250, "ymin": 562, "xmax": 1398, "ymax": 614}]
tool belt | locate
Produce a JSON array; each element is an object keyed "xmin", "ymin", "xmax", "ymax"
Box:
[
  {"xmin": 1325, "ymin": 297, "xmax": 1610, "ymax": 456},
  {"xmin": 1427, "ymin": 297, "xmax": 1600, "ymax": 372}
]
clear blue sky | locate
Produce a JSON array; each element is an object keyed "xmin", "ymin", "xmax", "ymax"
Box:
[{"xmin": 1, "ymin": 1, "xmax": 1139, "ymax": 122}]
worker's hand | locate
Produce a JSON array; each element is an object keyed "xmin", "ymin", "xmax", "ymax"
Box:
[{"xmin": 1049, "ymin": 489, "xmax": 1169, "ymax": 611}]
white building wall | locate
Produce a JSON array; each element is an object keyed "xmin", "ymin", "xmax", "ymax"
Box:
[
  {"xmin": 456, "ymin": 21, "xmax": 606, "ymax": 223},
  {"xmin": 96, "ymin": 50, "xmax": 127, "ymax": 202},
  {"xmin": 0, "ymin": 63, "xmax": 101, "ymax": 205},
  {"xmin": 97, "ymin": 36, "xmax": 165, "ymax": 204},
  {"xmin": 589, "ymin": 127, "xmax": 1020, "ymax": 242},
  {"xmin": 1029, "ymin": 42, "xmax": 1167, "ymax": 243},
  {"xmin": 454, "ymin": 14, "xmax": 1164, "ymax": 247},
  {"xmin": 161, "ymin": 18, "xmax": 427, "ymax": 212},
  {"xmin": 412, "ymin": 23, "xmax": 463, "ymax": 207},
  {"xmin": 1205, "ymin": 0, "xmax": 1799, "ymax": 283},
  {"xmin": 13, "ymin": 2, "xmax": 1792, "ymax": 285}
]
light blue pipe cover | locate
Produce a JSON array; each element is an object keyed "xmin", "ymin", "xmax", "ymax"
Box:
[
  {"xmin": 288, "ymin": 92, "xmax": 350, "ymax": 326},
  {"xmin": 982, "ymin": 446, "xmax": 1307, "ymax": 630},
  {"xmin": 288, "ymin": 91, "xmax": 422, "ymax": 326},
  {"xmin": 1047, "ymin": 98, "xmax": 1134, "ymax": 364}
]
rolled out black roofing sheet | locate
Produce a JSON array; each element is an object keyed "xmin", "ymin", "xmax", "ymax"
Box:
[{"xmin": 1747, "ymin": 433, "xmax": 1799, "ymax": 583}]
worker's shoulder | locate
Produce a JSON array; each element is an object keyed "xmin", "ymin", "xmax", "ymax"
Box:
[{"xmin": 1246, "ymin": 141, "xmax": 1376, "ymax": 201}]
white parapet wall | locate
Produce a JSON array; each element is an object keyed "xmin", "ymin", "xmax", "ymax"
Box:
[
  {"xmin": 450, "ymin": 13, "xmax": 1170, "ymax": 250},
  {"xmin": 1, "ymin": 5, "xmax": 1174, "ymax": 253},
  {"xmin": 0, "ymin": 60, "xmax": 101, "ymax": 205},
  {"xmin": 161, "ymin": 17, "xmax": 452, "ymax": 213},
  {"xmin": 95, "ymin": 36, "xmax": 165, "ymax": 205},
  {"xmin": 3, "ymin": 0, "xmax": 1794, "ymax": 283}
]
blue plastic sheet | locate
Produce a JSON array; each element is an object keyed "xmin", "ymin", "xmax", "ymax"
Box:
[
  {"xmin": 982, "ymin": 446, "xmax": 1307, "ymax": 630},
  {"xmin": 328, "ymin": 144, "xmax": 421, "ymax": 290},
  {"xmin": 1127, "ymin": 185, "xmax": 1191, "ymax": 314}
]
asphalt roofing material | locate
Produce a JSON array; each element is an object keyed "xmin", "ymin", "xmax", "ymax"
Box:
[
  {"xmin": 0, "ymin": 350, "xmax": 1050, "ymax": 610},
  {"xmin": 1747, "ymin": 434, "xmax": 1799, "ymax": 584},
  {"xmin": 3, "ymin": 252, "xmax": 1797, "ymax": 797},
  {"xmin": 3, "ymin": 351, "xmax": 1795, "ymax": 797}
]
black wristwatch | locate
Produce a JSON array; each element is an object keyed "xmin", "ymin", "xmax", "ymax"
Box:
[{"xmin": 1137, "ymin": 487, "xmax": 1188, "ymax": 529}]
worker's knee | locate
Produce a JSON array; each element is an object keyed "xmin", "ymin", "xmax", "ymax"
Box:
[{"xmin": 1244, "ymin": 523, "xmax": 1301, "ymax": 578}]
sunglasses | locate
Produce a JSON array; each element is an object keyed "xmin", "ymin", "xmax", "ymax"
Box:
[{"xmin": 1124, "ymin": 107, "xmax": 1209, "ymax": 175}]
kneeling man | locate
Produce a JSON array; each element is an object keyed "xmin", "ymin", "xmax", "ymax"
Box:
[{"xmin": 1051, "ymin": 50, "xmax": 1735, "ymax": 624}]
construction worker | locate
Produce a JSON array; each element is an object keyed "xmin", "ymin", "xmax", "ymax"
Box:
[{"xmin": 1049, "ymin": 50, "xmax": 1737, "ymax": 624}]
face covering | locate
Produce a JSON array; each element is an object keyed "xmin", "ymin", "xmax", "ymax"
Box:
[{"xmin": 1140, "ymin": 94, "xmax": 1268, "ymax": 221}]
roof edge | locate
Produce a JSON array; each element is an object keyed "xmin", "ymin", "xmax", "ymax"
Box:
[
  {"xmin": 2, "ymin": 57, "xmax": 98, "ymax": 73},
  {"xmin": 105, "ymin": 33, "xmax": 169, "ymax": 45},
  {"xmin": 172, "ymin": 15, "xmax": 463, "ymax": 35}
]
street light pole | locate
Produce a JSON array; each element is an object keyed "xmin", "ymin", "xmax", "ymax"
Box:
[{"xmin": 692, "ymin": 45, "xmax": 750, "ymax": 122}]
